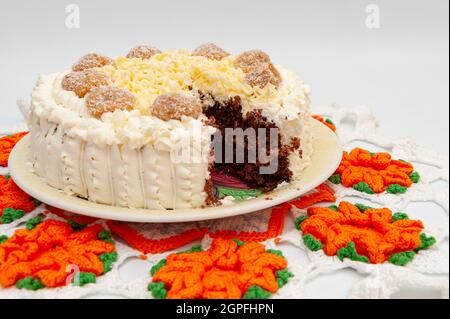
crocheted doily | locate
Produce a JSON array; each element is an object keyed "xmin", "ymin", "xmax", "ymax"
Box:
[{"xmin": 0, "ymin": 104, "xmax": 448, "ymax": 299}]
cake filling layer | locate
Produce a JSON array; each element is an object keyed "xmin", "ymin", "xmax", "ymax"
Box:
[{"xmin": 204, "ymin": 96, "xmax": 298, "ymax": 191}]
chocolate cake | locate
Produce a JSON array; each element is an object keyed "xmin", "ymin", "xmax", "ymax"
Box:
[{"xmin": 28, "ymin": 43, "xmax": 313, "ymax": 209}]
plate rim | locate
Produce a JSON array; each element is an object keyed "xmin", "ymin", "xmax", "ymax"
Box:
[{"xmin": 8, "ymin": 120, "xmax": 342, "ymax": 223}]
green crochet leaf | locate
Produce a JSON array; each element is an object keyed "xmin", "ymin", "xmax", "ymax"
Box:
[
  {"xmin": 0, "ymin": 208, "xmax": 25, "ymax": 224},
  {"xmin": 276, "ymin": 269, "xmax": 294, "ymax": 288},
  {"xmin": 99, "ymin": 252, "xmax": 118, "ymax": 273},
  {"xmin": 355, "ymin": 203, "xmax": 373, "ymax": 212},
  {"xmin": 67, "ymin": 219, "xmax": 87, "ymax": 231},
  {"xmin": 294, "ymin": 215, "xmax": 308, "ymax": 230},
  {"xmin": 0, "ymin": 235, "xmax": 8, "ymax": 243},
  {"xmin": 302, "ymin": 234, "xmax": 322, "ymax": 251},
  {"xmin": 336, "ymin": 242, "xmax": 369, "ymax": 263},
  {"xmin": 266, "ymin": 249, "xmax": 283, "ymax": 257},
  {"xmin": 409, "ymin": 171, "xmax": 420, "ymax": 184},
  {"xmin": 148, "ymin": 281, "xmax": 167, "ymax": 299},
  {"xmin": 328, "ymin": 174, "xmax": 341, "ymax": 185},
  {"xmin": 26, "ymin": 216, "xmax": 44, "ymax": 230},
  {"xmin": 177, "ymin": 245, "xmax": 203, "ymax": 254},
  {"xmin": 232, "ymin": 238, "xmax": 245, "ymax": 246},
  {"xmin": 415, "ymin": 233, "xmax": 436, "ymax": 252},
  {"xmin": 150, "ymin": 259, "xmax": 167, "ymax": 276},
  {"xmin": 328, "ymin": 205, "xmax": 339, "ymax": 211},
  {"xmin": 386, "ymin": 184, "xmax": 408, "ymax": 194},
  {"xmin": 243, "ymin": 285, "xmax": 271, "ymax": 299},
  {"xmin": 392, "ymin": 212, "xmax": 410, "ymax": 222},
  {"xmin": 389, "ymin": 251, "xmax": 416, "ymax": 266},
  {"xmin": 74, "ymin": 272, "xmax": 96, "ymax": 286},
  {"xmin": 353, "ymin": 182, "xmax": 374, "ymax": 194},
  {"xmin": 16, "ymin": 277, "xmax": 45, "ymax": 291},
  {"xmin": 97, "ymin": 230, "xmax": 114, "ymax": 243}
]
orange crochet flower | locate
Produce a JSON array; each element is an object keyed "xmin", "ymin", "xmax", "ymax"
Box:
[
  {"xmin": 0, "ymin": 175, "xmax": 36, "ymax": 222},
  {"xmin": 331, "ymin": 148, "xmax": 419, "ymax": 194},
  {"xmin": 0, "ymin": 219, "xmax": 115, "ymax": 288},
  {"xmin": 299, "ymin": 201, "xmax": 430, "ymax": 264},
  {"xmin": 0, "ymin": 132, "xmax": 27, "ymax": 167},
  {"xmin": 149, "ymin": 238, "xmax": 291, "ymax": 299},
  {"xmin": 312, "ymin": 115, "xmax": 336, "ymax": 132}
]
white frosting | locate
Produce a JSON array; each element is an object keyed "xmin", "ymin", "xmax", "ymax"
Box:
[
  {"xmin": 29, "ymin": 115, "xmax": 213, "ymax": 209},
  {"xmin": 28, "ymin": 60, "xmax": 312, "ymax": 209},
  {"xmin": 32, "ymin": 72, "xmax": 214, "ymax": 150},
  {"xmin": 29, "ymin": 73, "xmax": 214, "ymax": 208},
  {"xmin": 254, "ymin": 67, "xmax": 312, "ymax": 176}
]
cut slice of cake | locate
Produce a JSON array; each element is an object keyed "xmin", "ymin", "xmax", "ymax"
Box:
[{"xmin": 28, "ymin": 43, "xmax": 312, "ymax": 209}]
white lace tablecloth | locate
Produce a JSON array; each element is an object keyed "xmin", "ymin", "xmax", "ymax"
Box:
[{"xmin": 0, "ymin": 105, "xmax": 448, "ymax": 299}]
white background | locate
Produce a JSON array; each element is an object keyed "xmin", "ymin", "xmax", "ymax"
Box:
[
  {"xmin": 1, "ymin": 0, "xmax": 448, "ymax": 155},
  {"xmin": 0, "ymin": 0, "xmax": 448, "ymax": 298}
]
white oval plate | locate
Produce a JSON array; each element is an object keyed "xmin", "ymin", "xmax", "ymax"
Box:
[{"xmin": 9, "ymin": 120, "xmax": 342, "ymax": 223}]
